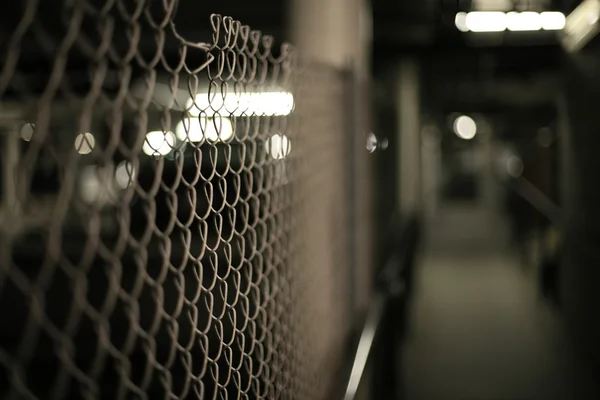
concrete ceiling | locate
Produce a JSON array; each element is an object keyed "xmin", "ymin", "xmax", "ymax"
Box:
[
  {"xmin": 0, "ymin": 0, "xmax": 585, "ymax": 117},
  {"xmin": 2, "ymin": 0, "xmax": 583, "ymax": 63}
]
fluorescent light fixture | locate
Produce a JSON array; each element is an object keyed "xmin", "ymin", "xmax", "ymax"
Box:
[
  {"xmin": 20, "ymin": 123, "xmax": 34, "ymax": 142},
  {"xmin": 465, "ymin": 11, "xmax": 507, "ymax": 32},
  {"xmin": 74, "ymin": 132, "xmax": 96, "ymax": 155},
  {"xmin": 541, "ymin": 12, "xmax": 566, "ymax": 30},
  {"xmin": 142, "ymin": 130, "xmax": 176, "ymax": 156},
  {"xmin": 455, "ymin": 12, "xmax": 469, "ymax": 32},
  {"xmin": 453, "ymin": 115, "xmax": 477, "ymax": 140},
  {"xmin": 506, "ymin": 156, "xmax": 524, "ymax": 178},
  {"xmin": 79, "ymin": 165, "xmax": 116, "ymax": 205},
  {"xmin": 80, "ymin": 166, "xmax": 102, "ymax": 204},
  {"xmin": 265, "ymin": 134, "xmax": 291, "ymax": 160},
  {"xmin": 562, "ymin": 0, "xmax": 600, "ymax": 52},
  {"xmin": 115, "ymin": 161, "xmax": 136, "ymax": 189},
  {"xmin": 186, "ymin": 91, "xmax": 294, "ymax": 117},
  {"xmin": 175, "ymin": 116, "xmax": 234, "ymax": 143},
  {"xmin": 507, "ymin": 12, "xmax": 542, "ymax": 31},
  {"xmin": 457, "ymin": 11, "xmax": 566, "ymax": 33}
]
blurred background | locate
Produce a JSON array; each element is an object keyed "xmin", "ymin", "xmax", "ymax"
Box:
[{"xmin": 2, "ymin": 0, "xmax": 600, "ymax": 399}]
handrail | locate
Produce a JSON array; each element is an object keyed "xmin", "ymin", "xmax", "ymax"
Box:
[
  {"xmin": 512, "ymin": 176, "xmax": 561, "ymax": 225},
  {"xmin": 342, "ymin": 217, "xmax": 419, "ymax": 400},
  {"xmin": 343, "ymin": 293, "xmax": 386, "ymax": 400}
]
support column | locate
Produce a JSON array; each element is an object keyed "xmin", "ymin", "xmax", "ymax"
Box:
[
  {"xmin": 479, "ymin": 125, "xmax": 499, "ymax": 217},
  {"xmin": 287, "ymin": 0, "xmax": 374, "ymax": 322},
  {"xmin": 288, "ymin": 0, "xmax": 356, "ymax": 68},
  {"xmin": 421, "ymin": 125, "xmax": 441, "ymax": 221},
  {"xmin": 396, "ymin": 59, "xmax": 422, "ymax": 218}
]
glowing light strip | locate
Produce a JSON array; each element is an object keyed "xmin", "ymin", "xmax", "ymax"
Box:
[
  {"xmin": 456, "ymin": 11, "xmax": 566, "ymax": 33},
  {"xmin": 186, "ymin": 92, "xmax": 294, "ymax": 117}
]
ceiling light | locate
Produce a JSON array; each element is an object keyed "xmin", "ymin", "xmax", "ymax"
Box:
[
  {"xmin": 507, "ymin": 12, "xmax": 542, "ymax": 32},
  {"xmin": 20, "ymin": 123, "xmax": 34, "ymax": 142},
  {"xmin": 465, "ymin": 12, "xmax": 507, "ymax": 32},
  {"xmin": 187, "ymin": 91, "xmax": 294, "ymax": 117},
  {"xmin": 115, "ymin": 161, "xmax": 136, "ymax": 189},
  {"xmin": 175, "ymin": 116, "xmax": 234, "ymax": 143},
  {"xmin": 455, "ymin": 12, "xmax": 469, "ymax": 32},
  {"xmin": 457, "ymin": 11, "xmax": 566, "ymax": 33},
  {"xmin": 74, "ymin": 132, "xmax": 95, "ymax": 155},
  {"xmin": 265, "ymin": 134, "xmax": 291, "ymax": 160},
  {"xmin": 466, "ymin": 11, "xmax": 506, "ymax": 32},
  {"xmin": 507, "ymin": 156, "xmax": 524, "ymax": 178},
  {"xmin": 541, "ymin": 12, "xmax": 566, "ymax": 30},
  {"xmin": 142, "ymin": 130, "xmax": 176, "ymax": 156},
  {"xmin": 453, "ymin": 115, "xmax": 477, "ymax": 140}
]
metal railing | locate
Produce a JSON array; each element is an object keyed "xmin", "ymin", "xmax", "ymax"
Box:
[{"xmin": 343, "ymin": 216, "xmax": 420, "ymax": 400}]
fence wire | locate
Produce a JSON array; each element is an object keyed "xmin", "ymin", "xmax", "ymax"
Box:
[{"xmin": 0, "ymin": 1, "xmax": 361, "ymax": 399}]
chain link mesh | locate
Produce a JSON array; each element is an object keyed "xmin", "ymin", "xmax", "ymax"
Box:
[{"xmin": 0, "ymin": 1, "xmax": 363, "ymax": 399}]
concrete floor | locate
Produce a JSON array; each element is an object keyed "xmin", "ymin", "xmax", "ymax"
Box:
[{"xmin": 401, "ymin": 204, "xmax": 600, "ymax": 400}]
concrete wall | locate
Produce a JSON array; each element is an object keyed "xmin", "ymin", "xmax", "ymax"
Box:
[{"xmin": 559, "ymin": 49, "xmax": 600, "ymax": 370}]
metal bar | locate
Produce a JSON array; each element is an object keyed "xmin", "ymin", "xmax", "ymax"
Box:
[
  {"xmin": 343, "ymin": 218, "xmax": 419, "ymax": 400},
  {"xmin": 343, "ymin": 293, "xmax": 385, "ymax": 400},
  {"xmin": 513, "ymin": 176, "xmax": 561, "ymax": 225}
]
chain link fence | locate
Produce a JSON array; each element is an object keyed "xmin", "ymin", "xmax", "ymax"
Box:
[{"xmin": 0, "ymin": 2, "xmax": 372, "ymax": 399}]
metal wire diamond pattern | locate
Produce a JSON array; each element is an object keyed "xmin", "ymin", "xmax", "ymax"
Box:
[{"xmin": 0, "ymin": 2, "xmax": 354, "ymax": 399}]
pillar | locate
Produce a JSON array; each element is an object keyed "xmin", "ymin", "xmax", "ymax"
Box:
[
  {"xmin": 421, "ymin": 125, "xmax": 441, "ymax": 220},
  {"xmin": 288, "ymin": 0, "xmax": 355, "ymax": 68},
  {"xmin": 287, "ymin": 0, "xmax": 374, "ymax": 321},
  {"xmin": 559, "ymin": 49, "xmax": 600, "ymax": 372},
  {"xmin": 396, "ymin": 59, "xmax": 422, "ymax": 218},
  {"xmin": 478, "ymin": 123, "xmax": 500, "ymax": 217}
]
